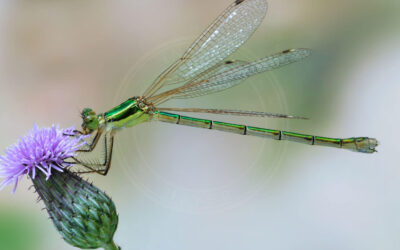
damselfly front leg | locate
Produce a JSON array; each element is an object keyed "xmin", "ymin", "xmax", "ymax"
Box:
[{"xmin": 64, "ymin": 128, "xmax": 103, "ymax": 152}]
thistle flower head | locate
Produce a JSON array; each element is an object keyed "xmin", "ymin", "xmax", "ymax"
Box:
[{"xmin": 0, "ymin": 125, "xmax": 85, "ymax": 193}]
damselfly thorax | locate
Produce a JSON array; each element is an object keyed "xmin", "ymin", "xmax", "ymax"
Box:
[
  {"xmin": 103, "ymin": 97, "xmax": 154, "ymax": 130},
  {"xmin": 66, "ymin": 0, "xmax": 378, "ymax": 176}
]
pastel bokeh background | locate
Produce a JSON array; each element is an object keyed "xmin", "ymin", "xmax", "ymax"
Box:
[{"xmin": 0, "ymin": 0, "xmax": 399, "ymax": 249}]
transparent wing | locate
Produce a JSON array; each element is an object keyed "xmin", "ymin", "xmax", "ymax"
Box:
[
  {"xmin": 158, "ymin": 107, "xmax": 308, "ymax": 119},
  {"xmin": 180, "ymin": 59, "xmax": 249, "ymax": 95},
  {"xmin": 189, "ymin": 59, "xmax": 247, "ymax": 80},
  {"xmin": 143, "ymin": 0, "xmax": 268, "ymax": 97},
  {"xmin": 148, "ymin": 48, "xmax": 311, "ymax": 104},
  {"xmin": 175, "ymin": 49, "xmax": 311, "ymax": 99}
]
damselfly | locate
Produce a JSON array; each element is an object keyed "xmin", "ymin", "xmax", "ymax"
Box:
[{"xmin": 67, "ymin": 0, "xmax": 378, "ymax": 175}]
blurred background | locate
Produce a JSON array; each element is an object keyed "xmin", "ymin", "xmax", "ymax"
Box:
[{"xmin": 0, "ymin": 0, "xmax": 399, "ymax": 249}]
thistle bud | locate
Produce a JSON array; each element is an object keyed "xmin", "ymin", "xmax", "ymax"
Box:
[{"xmin": 33, "ymin": 170, "xmax": 120, "ymax": 250}]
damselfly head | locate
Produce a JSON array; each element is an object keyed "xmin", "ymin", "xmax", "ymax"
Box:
[{"xmin": 81, "ymin": 108, "xmax": 99, "ymax": 134}]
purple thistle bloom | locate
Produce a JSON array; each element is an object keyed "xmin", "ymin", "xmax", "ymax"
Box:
[{"xmin": 0, "ymin": 125, "xmax": 85, "ymax": 193}]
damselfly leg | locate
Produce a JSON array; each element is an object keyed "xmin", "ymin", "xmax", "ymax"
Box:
[{"xmin": 64, "ymin": 129, "xmax": 115, "ymax": 175}]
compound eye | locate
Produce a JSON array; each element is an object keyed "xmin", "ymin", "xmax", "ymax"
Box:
[{"xmin": 81, "ymin": 108, "xmax": 96, "ymax": 118}]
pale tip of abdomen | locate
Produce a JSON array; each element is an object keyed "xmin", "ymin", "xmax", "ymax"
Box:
[{"xmin": 356, "ymin": 137, "xmax": 379, "ymax": 153}]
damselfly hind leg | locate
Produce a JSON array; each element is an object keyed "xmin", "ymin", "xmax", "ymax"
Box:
[{"xmin": 65, "ymin": 130, "xmax": 115, "ymax": 175}]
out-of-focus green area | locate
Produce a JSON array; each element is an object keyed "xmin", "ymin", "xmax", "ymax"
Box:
[
  {"xmin": 0, "ymin": 0, "xmax": 399, "ymax": 249},
  {"xmin": 0, "ymin": 209, "xmax": 40, "ymax": 250}
]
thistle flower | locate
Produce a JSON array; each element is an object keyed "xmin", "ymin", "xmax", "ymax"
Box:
[
  {"xmin": 0, "ymin": 125, "xmax": 84, "ymax": 193},
  {"xmin": 0, "ymin": 125, "xmax": 120, "ymax": 249}
]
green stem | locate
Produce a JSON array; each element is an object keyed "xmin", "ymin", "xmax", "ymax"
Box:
[{"xmin": 103, "ymin": 240, "xmax": 120, "ymax": 250}]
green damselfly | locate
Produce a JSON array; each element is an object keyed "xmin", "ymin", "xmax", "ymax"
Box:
[{"xmin": 67, "ymin": 0, "xmax": 378, "ymax": 175}]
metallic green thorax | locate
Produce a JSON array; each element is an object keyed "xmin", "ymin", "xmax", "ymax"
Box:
[{"xmin": 104, "ymin": 98, "xmax": 150, "ymax": 129}]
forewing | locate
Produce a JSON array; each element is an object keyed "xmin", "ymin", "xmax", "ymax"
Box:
[
  {"xmin": 168, "ymin": 48, "xmax": 311, "ymax": 99},
  {"xmin": 143, "ymin": 0, "xmax": 268, "ymax": 97},
  {"xmin": 158, "ymin": 107, "xmax": 307, "ymax": 119},
  {"xmin": 174, "ymin": 60, "xmax": 248, "ymax": 98}
]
